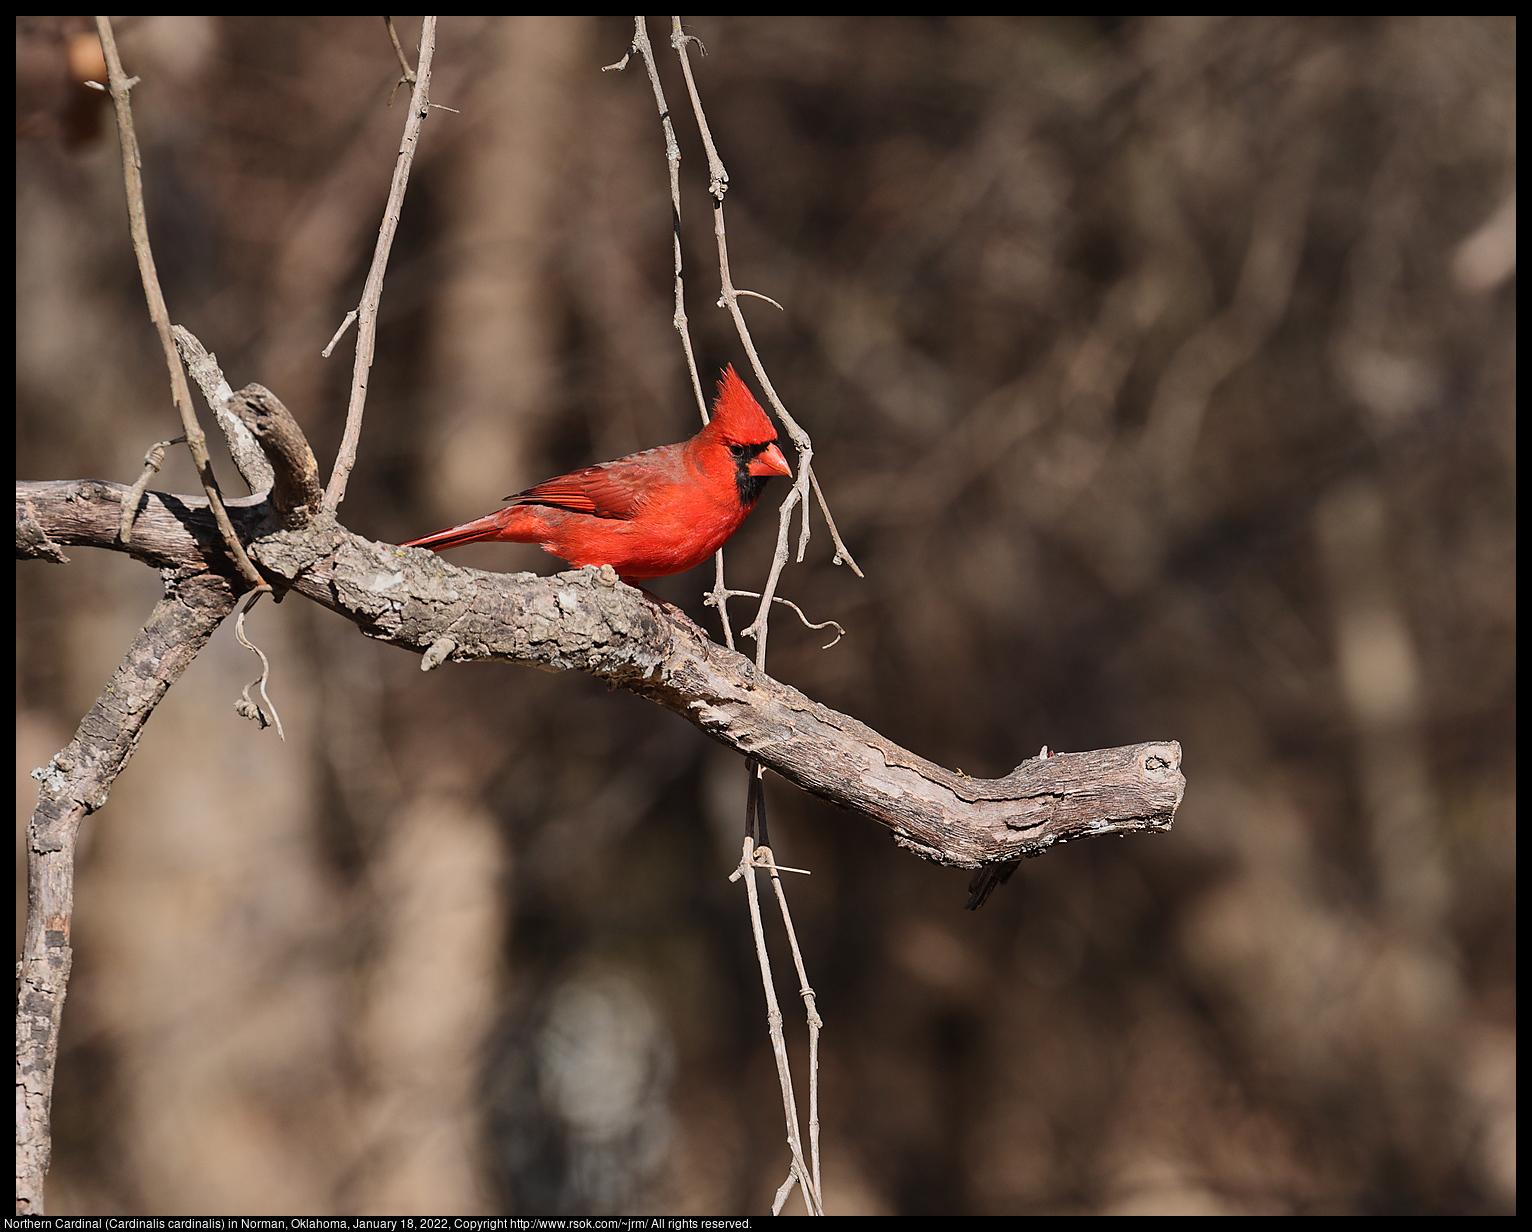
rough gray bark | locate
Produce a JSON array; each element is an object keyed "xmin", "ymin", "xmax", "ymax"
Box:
[
  {"xmin": 17, "ymin": 476, "xmax": 1184, "ymax": 869},
  {"xmin": 15, "ymin": 560, "xmax": 239, "ymax": 1213}
]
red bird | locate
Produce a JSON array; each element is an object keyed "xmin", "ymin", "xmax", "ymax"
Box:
[{"xmin": 402, "ymin": 366, "xmax": 792, "ymax": 584}]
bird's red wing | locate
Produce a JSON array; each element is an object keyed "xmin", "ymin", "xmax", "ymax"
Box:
[{"xmin": 506, "ymin": 446, "xmax": 681, "ymax": 521}]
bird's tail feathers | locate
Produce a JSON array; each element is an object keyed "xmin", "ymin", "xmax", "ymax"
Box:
[{"xmin": 401, "ymin": 508, "xmax": 533, "ymax": 552}]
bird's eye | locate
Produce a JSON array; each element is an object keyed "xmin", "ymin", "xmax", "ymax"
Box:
[{"xmin": 729, "ymin": 444, "xmax": 747, "ymax": 459}]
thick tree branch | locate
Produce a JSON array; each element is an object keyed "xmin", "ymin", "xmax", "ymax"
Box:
[
  {"xmin": 16, "ymin": 478, "xmax": 1185, "ymax": 868},
  {"xmin": 16, "ymin": 559, "xmax": 239, "ymax": 1212}
]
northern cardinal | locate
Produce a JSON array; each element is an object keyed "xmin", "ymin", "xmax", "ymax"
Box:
[{"xmin": 403, "ymin": 366, "xmax": 792, "ymax": 584}]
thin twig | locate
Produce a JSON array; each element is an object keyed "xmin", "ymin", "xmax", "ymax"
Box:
[
  {"xmin": 94, "ymin": 16, "xmax": 267, "ymax": 593},
  {"xmin": 612, "ymin": 17, "xmax": 740, "ymax": 651},
  {"xmin": 383, "ymin": 16, "xmax": 417, "ymax": 104},
  {"xmin": 618, "ymin": 19, "xmax": 856, "ymax": 1211},
  {"xmin": 742, "ymin": 755, "xmax": 824, "ymax": 1213},
  {"xmin": 669, "ymin": 16, "xmax": 862, "ymax": 669},
  {"xmin": 771, "ymin": 1172, "xmax": 800, "ymax": 1217},
  {"xmin": 739, "ymin": 758, "xmax": 823, "ymax": 1214},
  {"xmin": 809, "ymin": 467, "xmax": 863, "ymax": 577},
  {"xmin": 323, "ymin": 15, "xmax": 438, "ymax": 512},
  {"xmin": 735, "ymin": 826, "xmax": 823, "ymax": 1216},
  {"xmin": 233, "ymin": 593, "xmax": 286, "ymax": 740},
  {"xmin": 708, "ymin": 589, "xmax": 845, "ymax": 648},
  {"xmin": 670, "ymin": 17, "xmax": 806, "ymax": 667},
  {"xmin": 171, "ymin": 329, "xmax": 290, "ymax": 734},
  {"xmin": 619, "ymin": 19, "xmax": 710, "ymax": 422},
  {"xmin": 765, "ymin": 855, "xmax": 824, "ymax": 1209},
  {"xmin": 736, "ymin": 288, "xmax": 785, "ymax": 311},
  {"xmin": 117, "ymin": 435, "xmax": 182, "ymax": 546},
  {"xmin": 321, "ymin": 310, "xmax": 358, "ymax": 358},
  {"xmin": 660, "ymin": 19, "xmax": 847, "ymax": 1210}
]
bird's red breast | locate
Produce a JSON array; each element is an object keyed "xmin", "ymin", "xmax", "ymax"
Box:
[{"xmin": 402, "ymin": 366, "xmax": 792, "ymax": 583}]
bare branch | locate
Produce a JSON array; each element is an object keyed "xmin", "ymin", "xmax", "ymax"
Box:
[
  {"xmin": 710, "ymin": 588, "xmax": 845, "ymax": 648},
  {"xmin": 616, "ymin": 23, "xmax": 848, "ymax": 1198},
  {"xmin": 17, "ymin": 478, "xmax": 1185, "ymax": 869},
  {"xmin": 668, "ymin": 17, "xmax": 864, "ymax": 669},
  {"xmin": 93, "ymin": 17, "xmax": 266, "ymax": 591},
  {"xmin": 16, "ymin": 562, "xmax": 240, "ymax": 1212},
  {"xmin": 321, "ymin": 310, "xmax": 358, "ymax": 358},
  {"xmin": 116, "ymin": 434, "xmax": 181, "ymax": 547},
  {"xmin": 735, "ymin": 287, "xmax": 786, "ymax": 312},
  {"xmin": 383, "ymin": 16, "xmax": 418, "ymax": 103},
  {"xmin": 761, "ymin": 851, "xmax": 824, "ymax": 1211},
  {"xmin": 738, "ymin": 834, "xmax": 822, "ymax": 1217},
  {"xmin": 323, "ymin": 16, "xmax": 439, "ymax": 512},
  {"xmin": 173, "ymin": 325, "xmax": 273, "ymax": 494},
  {"xmin": 233, "ymin": 594, "xmax": 286, "ymax": 739},
  {"xmin": 614, "ymin": 17, "xmax": 743, "ymax": 651},
  {"xmin": 809, "ymin": 467, "xmax": 863, "ymax": 577}
]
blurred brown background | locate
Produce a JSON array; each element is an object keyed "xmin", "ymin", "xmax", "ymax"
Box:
[{"xmin": 16, "ymin": 15, "xmax": 1514, "ymax": 1215}]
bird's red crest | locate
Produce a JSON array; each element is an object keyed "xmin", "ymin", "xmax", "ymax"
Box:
[{"xmin": 710, "ymin": 365, "xmax": 778, "ymax": 446}]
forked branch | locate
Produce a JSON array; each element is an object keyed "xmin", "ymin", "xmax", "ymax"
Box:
[{"xmin": 17, "ymin": 475, "xmax": 1184, "ymax": 869}]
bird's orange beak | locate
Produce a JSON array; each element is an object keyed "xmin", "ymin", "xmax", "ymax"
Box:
[{"xmin": 750, "ymin": 442, "xmax": 792, "ymax": 477}]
